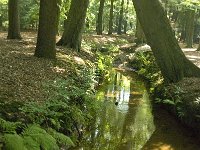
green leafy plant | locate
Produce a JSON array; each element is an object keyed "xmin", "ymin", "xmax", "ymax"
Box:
[{"xmin": 0, "ymin": 118, "xmax": 74, "ymax": 150}]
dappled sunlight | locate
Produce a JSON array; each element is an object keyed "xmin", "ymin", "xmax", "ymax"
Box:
[
  {"xmin": 53, "ymin": 66, "xmax": 66, "ymax": 73},
  {"xmin": 73, "ymin": 56, "xmax": 85, "ymax": 65},
  {"xmin": 143, "ymin": 142, "xmax": 174, "ymax": 150}
]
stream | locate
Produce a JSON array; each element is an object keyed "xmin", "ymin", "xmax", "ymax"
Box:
[{"xmin": 72, "ymin": 69, "xmax": 200, "ymax": 150}]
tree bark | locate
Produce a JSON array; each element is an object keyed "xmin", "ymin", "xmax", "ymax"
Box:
[
  {"xmin": 7, "ymin": 0, "xmax": 21, "ymax": 39},
  {"xmin": 197, "ymin": 40, "xmax": 200, "ymax": 51},
  {"xmin": 185, "ymin": 9, "xmax": 195, "ymax": 48},
  {"xmin": 96, "ymin": 0, "xmax": 105, "ymax": 35},
  {"xmin": 132, "ymin": 0, "xmax": 200, "ymax": 83},
  {"xmin": 123, "ymin": 0, "xmax": 129, "ymax": 34},
  {"xmin": 135, "ymin": 18, "xmax": 145, "ymax": 45},
  {"xmin": 108, "ymin": 0, "xmax": 114, "ymax": 35},
  {"xmin": 56, "ymin": 0, "xmax": 89, "ymax": 51},
  {"xmin": 34, "ymin": 0, "xmax": 60, "ymax": 59},
  {"xmin": 117, "ymin": 0, "xmax": 124, "ymax": 35}
]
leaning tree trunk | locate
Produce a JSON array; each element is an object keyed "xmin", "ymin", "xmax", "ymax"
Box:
[
  {"xmin": 108, "ymin": 0, "xmax": 114, "ymax": 35},
  {"xmin": 57, "ymin": 0, "xmax": 89, "ymax": 51},
  {"xmin": 96, "ymin": 0, "xmax": 105, "ymax": 35},
  {"xmin": 135, "ymin": 18, "xmax": 146, "ymax": 45},
  {"xmin": 34, "ymin": 0, "xmax": 60, "ymax": 59},
  {"xmin": 132, "ymin": 0, "xmax": 200, "ymax": 83},
  {"xmin": 117, "ymin": 0, "xmax": 124, "ymax": 35},
  {"xmin": 185, "ymin": 9, "xmax": 195, "ymax": 48},
  {"xmin": 7, "ymin": 0, "xmax": 21, "ymax": 39}
]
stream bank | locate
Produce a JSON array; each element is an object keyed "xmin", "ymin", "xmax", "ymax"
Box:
[
  {"xmin": 71, "ymin": 69, "xmax": 200, "ymax": 150},
  {"xmin": 117, "ymin": 44, "xmax": 200, "ymax": 142}
]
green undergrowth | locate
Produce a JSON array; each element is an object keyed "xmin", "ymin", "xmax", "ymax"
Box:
[
  {"xmin": 0, "ymin": 34, "xmax": 129, "ymax": 148},
  {"xmin": 0, "ymin": 118, "xmax": 74, "ymax": 150},
  {"xmin": 128, "ymin": 50, "xmax": 163, "ymax": 92},
  {"xmin": 129, "ymin": 47, "xmax": 200, "ymax": 128},
  {"xmin": 0, "ymin": 64, "xmax": 100, "ymax": 149}
]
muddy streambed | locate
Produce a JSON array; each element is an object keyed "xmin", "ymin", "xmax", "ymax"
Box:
[{"xmin": 71, "ymin": 69, "xmax": 200, "ymax": 150}]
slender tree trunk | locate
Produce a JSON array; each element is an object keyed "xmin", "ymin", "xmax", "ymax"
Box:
[
  {"xmin": 108, "ymin": 0, "xmax": 114, "ymax": 35},
  {"xmin": 135, "ymin": 18, "xmax": 145, "ymax": 45},
  {"xmin": 7, "ymin": 0, "xmax": 21, "ymax": 39},
  {"xmin": 185, "ymin": 9, "xmax": 195, "ymax": 48},
  {"xmin": 123, "ymin": 0, "xmax": 129, "ymax": 34},
  {"xmin": 132, "ymin": 0, "xmax": 200, "ymax": 83},
  {"xmin": 179, "ymin": 12, "xmax": 187, "ymax": 42},
  {"xmin": 197, "ymin": 40, "xmax": 200, "ymax": 51},
  {"xmin": 0, "ymin": 15, "xmax": 2, "ymax": 29},
  {"xmin": 34, "ymin": 0, "xmax": 60, "ymax": 59},
  {"xmin": 96, "ymin": 0, "xmax": 105, "ymax": 35},
  {"xmin": 117, "ymin": 0, "xmax": 124, "ymax": 35},
  {"xmin": 57, "ymin": 0, "xmax": 89, "ymax": 51}
]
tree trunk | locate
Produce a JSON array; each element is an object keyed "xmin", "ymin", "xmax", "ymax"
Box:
[
  {"xmin": 117, "ymin": 0, "xmax": 124, "ymax": 35},
  {"xmin": 34, "ymin": 0, "xmax": 60, "ymax": 59},
  {"xmin": 108, "ymin": 0, "xmax": 114, "ymax": 35},
  {"xmin": 185, "ymin": 9, "xmax": 195, "ymax": 48},
  {"xmin": 0, "ymin": 15, "xmax": 2, "ymax": 28},
  {"xmin": 135, "ymin": 18, "xmax": 145, "ymax": 45},
  {"xmin": 123, "ymin": 0, "xmax": 129, "ymax": 34},
  {"xmin": 7, "ymin": 0, "xmax": 21, "ymax": 39},
  {"xmin": 96, "ymin": 0, "xmax": 105, "ymax": 35},
  {"xmin": 197, "ymin": 40, "xmax": 200, "ymax": 51},
  {"xmin": 56, "ymin": 0, "xmax": 89, "ymax": 51},
  {"xmin": 132, "ymin": 0, "xmax": 200, "ymax": 83}
]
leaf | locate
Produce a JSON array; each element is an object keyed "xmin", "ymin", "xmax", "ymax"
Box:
[{"xmin": 163, "ymin": 99, "xmax": 175, "ymax": 105}]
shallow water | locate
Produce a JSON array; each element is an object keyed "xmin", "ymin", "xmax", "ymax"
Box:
[{"xmin": 72, "ymin": 69, "xmax": 200, "ymax": 150}]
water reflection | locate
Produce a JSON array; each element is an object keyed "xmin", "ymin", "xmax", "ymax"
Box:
[{"xmin": 75, "ymin": 69, "xmax": 155, "ymax": 150}]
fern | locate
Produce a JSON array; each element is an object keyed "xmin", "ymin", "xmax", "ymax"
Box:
[
  {"xmin": 23, "ymin": 136, "xmax": 40, "ymax": 150},
  {"xmin": 0, "ymin": 118, "xmax": 22, "ymax": 134},
  {"xmin": 3, "ymin": 134, "xmax": 26, "ymax": 150},
  {"xmin": 22, "ymin": 125, "xmax": 59, "ymax": 150},
  {"xmin": 47, "ymin": 128, "xmax": 75, "ymax": 147}
]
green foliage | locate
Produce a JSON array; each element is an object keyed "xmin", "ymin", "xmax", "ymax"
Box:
[
  {"xmin": 0, "ymin": 118, "xmax": 22, "ymax": 134},
  {"xmin": 3, "ymin": 134, "xmax": 26, "ymax": 150},
  {"xmin": 20, "ymin": 68, "xmax": 98, "ymax": 138},
  {"xmin": 0, "ymin": 118, "xmax": 74, "ymax": 150},
  {"xmin": 155, "ymin": 85, "xmax": 186, "ymax": 118},
  {"xmin": 23, "ymin": 125, "xmax": 59, "ymax": 150},
  {"xmin": 47, "ymin": 128, "xmax": 75, "ymax": 147},
  {"xmin": 96, "ymin": 51, "xmax": 114, "ymax": 81},
  {"xmin": 129, "ymin": 50, "xmax": 163, "ymax": 89}
]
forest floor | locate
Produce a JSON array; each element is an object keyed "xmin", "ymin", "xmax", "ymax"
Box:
[
  {"xmin": 0, "ymin": 31, "xmax": 200, "ymax": 103},
  {"xmin": 0, "ymin": 32, "xmax": 133, "ymax": 103}
]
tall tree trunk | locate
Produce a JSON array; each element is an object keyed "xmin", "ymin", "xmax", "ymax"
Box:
[
  {"xmin": 117, "ymin": 0, "xmax": 124, "ymax": 35},
  {"xmin": 135, "ymin": 18, "xmax": 145, "ymax": 45},
  {"xmin": 96, "ymin": 0, "xmax": 105, "ymax": 35},
  {"xmin": 132, "ymin": 0, "xmax": 200, "ymax": 83},
  {"xmin": 108, "ymin": 0, "xmax": 114, "ymax": 35},
  {"xmin": 0, "ymin": 15, "xmax": 2, "ymax": 29},
  {"xmin": 185, "ymin": 9, "xmax": 195, "ymax": 48},
  {"xmin": 197, "ymin": 40, "xmax": 200, "ymax": 51},
  {"xmin": 34, "ymin": 0, "xmax": 60, "ymax": 59},
  {"xmin": 57, "ymin": 0, "xmax": 89, "ymax": 51},
  {"xmin": 7, "ymin": 0, "xmax": 21, "ymax": 39},
  {"xmin": 123, "ymin": 0, "xmax": 129, "ymax": 34},
  {"xmin": 179, "ymin": 12, "xmax": 187, "ymax": 42}
]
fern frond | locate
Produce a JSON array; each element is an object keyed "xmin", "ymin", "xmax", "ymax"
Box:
[
  {"xmin": 3, "ymin": 134, "xmax": 26, "ymax": 150},
  {"xmin": 47, "ymin": 128, "xmax": 75, "ymax": 147},
  {"xmin": 0, "ymin": 118, "xmax": 21, "ymax": 134},
  {"xmin": 22, "ymin": 125, "xmax": 59, "ymax": 150},
  {"xmin": 23, "ymin": 136, "xmax": 40, "ymax": 150}
]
